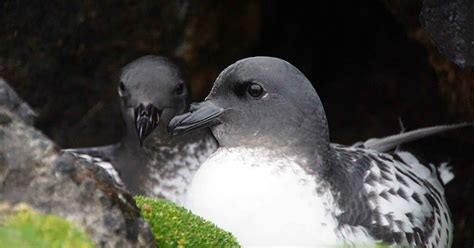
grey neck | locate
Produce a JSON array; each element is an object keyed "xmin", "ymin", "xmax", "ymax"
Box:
[{"xmin": 121, "ymin": 121, "xmax": 174, "ymax": 152}]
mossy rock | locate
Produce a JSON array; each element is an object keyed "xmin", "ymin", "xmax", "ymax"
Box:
[
  {"xmin": 0, "ymin": 204, "xmax": 94, "ymax": 248},
  {"xmin": 135, "ymin": 196, "xmax": 240, "ymax": 247}
]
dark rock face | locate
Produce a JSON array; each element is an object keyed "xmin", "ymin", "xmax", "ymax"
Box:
[
  {"xmin": 416, "ymin": 0, "xmax": 474, "ymax": 121},
  {"xmin": 0, "ymin": 78, "xmax": 36, "ymax": 125},
  {"xmin": 383, "ymin": 0, "xmax": 474, "ymax": 120},
  {"xmin": 0, "ymin": 82, "xmax": 154, "ymax": 247},
  {"xmin": 420, "ymin": 0, "xmax": 474, "ymax": 69},
  {"xmin": 381, "ymin": 0, "xmax": 474, "ymax": 119},
  {"xmin": 0, "ymin": 0, "xmax": 261, "ymax": 148}
]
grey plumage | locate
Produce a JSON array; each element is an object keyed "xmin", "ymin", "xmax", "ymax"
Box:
[
  {"xmin": 65, "ymin": 55, "xmax": 217, "ymax": 204},
  {"xmin": 169, "ymin": 56, "xmax": 460, "ymax": 247}
]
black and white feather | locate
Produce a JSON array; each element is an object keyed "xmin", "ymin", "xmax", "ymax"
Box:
[
  {"xmin": 63, "ymin": 55, "xmax": 217, "ymax": 204},
  {"xmin": 64, "ymin": 133, "xmax": 217, "ymax": 204},
  {"xmin": 331, "ymin": 144, "xmax": 453, "ymax": 247},
  {"xmin": 64, "ymin": 145, "xmax": 124, "ymax": 186},
  {"xmin": 168, "ymin": 56, "xmax": 465, "ymax": 247}
]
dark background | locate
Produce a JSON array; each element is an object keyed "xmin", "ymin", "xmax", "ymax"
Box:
[{"xmin": 1, "ymin": 0, "xmax": 473, "ymax": 246}]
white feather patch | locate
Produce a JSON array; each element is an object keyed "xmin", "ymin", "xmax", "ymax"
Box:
[
  {"xmin": 361, "ymin": 149, "xmax": 452, "ymax": 247},
  {"xmin": 438, "ymin": 162, "xmax": 454, "ymax": 185},
  {"xmin": 185, "ymin": 147, "xmax": 346, "ymax": 247}
]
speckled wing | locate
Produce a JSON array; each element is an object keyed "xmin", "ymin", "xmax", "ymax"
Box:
[{"xmin": 330, "ymin": 145, "xmax": 453, "ymax": 247}]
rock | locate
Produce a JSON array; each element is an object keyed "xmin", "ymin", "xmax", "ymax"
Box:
[
  {"xmin": 0, "ymin": 78, "xmax": 36, "ymax": 125},
  {"xmin": 0, "ymin": 106, "xmax": 154, "ymax": 247},
  {"xmin": 420, "ymin": 0, "xmax": 474, "ymax": 69},
  {"xmin": 417, "ymin": 0, "xmax": 474, "ymax": 119},
  {"xmin": 0, "ymin": 0, "xmax": 261, "ymax": 148},
  {"xmin": 383, "ymin": 0, "xmax": 474, "ymax": 121}
]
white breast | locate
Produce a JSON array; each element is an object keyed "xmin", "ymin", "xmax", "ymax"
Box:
[
  {"xmin": 148, "ymin": 140, "xmax": 215, "ymax": 205},
  {"xmin": 185, "ymin": 147, "xmax": 341, "ymax": 247}
]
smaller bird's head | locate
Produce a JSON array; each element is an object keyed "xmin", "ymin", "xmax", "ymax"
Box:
[{"xmin": 119, "ymin": 55, "xmax": 189, "ymax": 146}]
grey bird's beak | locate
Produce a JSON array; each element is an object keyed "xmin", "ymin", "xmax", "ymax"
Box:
[
  {"xmin": 134, "ymin": 104, "xmax": 160, "ymax": 146},
  {"xmin": 168, "ymin": 101, "xmax": 223, "ymax": 136}
]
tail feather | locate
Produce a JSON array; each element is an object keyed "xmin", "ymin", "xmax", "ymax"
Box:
[{"xmin": 353, "ymin": 123, "xmax": 472, "ymax": 152}]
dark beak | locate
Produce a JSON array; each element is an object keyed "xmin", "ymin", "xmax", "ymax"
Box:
[
  {"xmin": 134, "ymin": 104, "xmax": 160, "ymax": 146},
  {"xmin": 168, "ymin": 101, "xmax": 224, "ymax": 136}
]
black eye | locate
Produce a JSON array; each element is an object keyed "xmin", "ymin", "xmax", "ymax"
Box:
[
  {"xmin": 247, "ymin": 83, "xmax": 263, "ymax": 97},
  {"xmin": 119, "ymin": 82, "xmax": 125, "ymax": 91},
  {"xmin": 176, "ymin": 83, "xmax": 184, "ymax": 95}
]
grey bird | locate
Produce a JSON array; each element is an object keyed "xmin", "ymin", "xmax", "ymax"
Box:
[
  {"xmin": 168, "ymin": 56, "xmax": 468, "ymax": 247},
  {"xmin": 65, "ymin": 55, "xmax": 217, "ymax": 204}
]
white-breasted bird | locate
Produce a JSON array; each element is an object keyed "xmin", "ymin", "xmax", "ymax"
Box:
[{"xmin": 169, "ymin": 56, "xmax": 467, "ymax": 247}]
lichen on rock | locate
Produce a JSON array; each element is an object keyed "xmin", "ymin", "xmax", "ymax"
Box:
[{"xmin": 0, "ymin": 203, "xmax": 94, "ymax": 248}]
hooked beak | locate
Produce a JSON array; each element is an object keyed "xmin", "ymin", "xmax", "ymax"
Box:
[
  {"xmin": 134, "ymin": 104, "xmax": 160, "ymax": 146},
  {"xmin": 168, "ymin": 101, "xmax": 224, "ymax": 136}
]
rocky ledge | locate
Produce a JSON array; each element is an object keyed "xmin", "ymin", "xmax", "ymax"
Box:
[{"xmin": 0, "ymin": 79, "xmax": 154, "ymax": 247}]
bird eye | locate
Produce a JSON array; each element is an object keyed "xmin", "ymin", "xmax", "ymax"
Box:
[
  {"xmin": 119, "ymin": 82, "xmax": 126, "ymax": 91},
  {"xmin": 176, "ymin": 83, "xmax": 184, "ymax": 95},
  {"xmin": 247, "ymin": 83, "xmax": 264, "ymax": 98}
]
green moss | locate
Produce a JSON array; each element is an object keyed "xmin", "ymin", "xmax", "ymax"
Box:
[
  {"xmin": 0, "ymin": 206, "xmax": 93, "ymax": 248},
  {"xmin": 135, "ymin": 197, "xmax": 395, "ymax": 247},
  {"xmin": 135, "ymin": 196, "xmax": 240, "ymax": 247}
]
